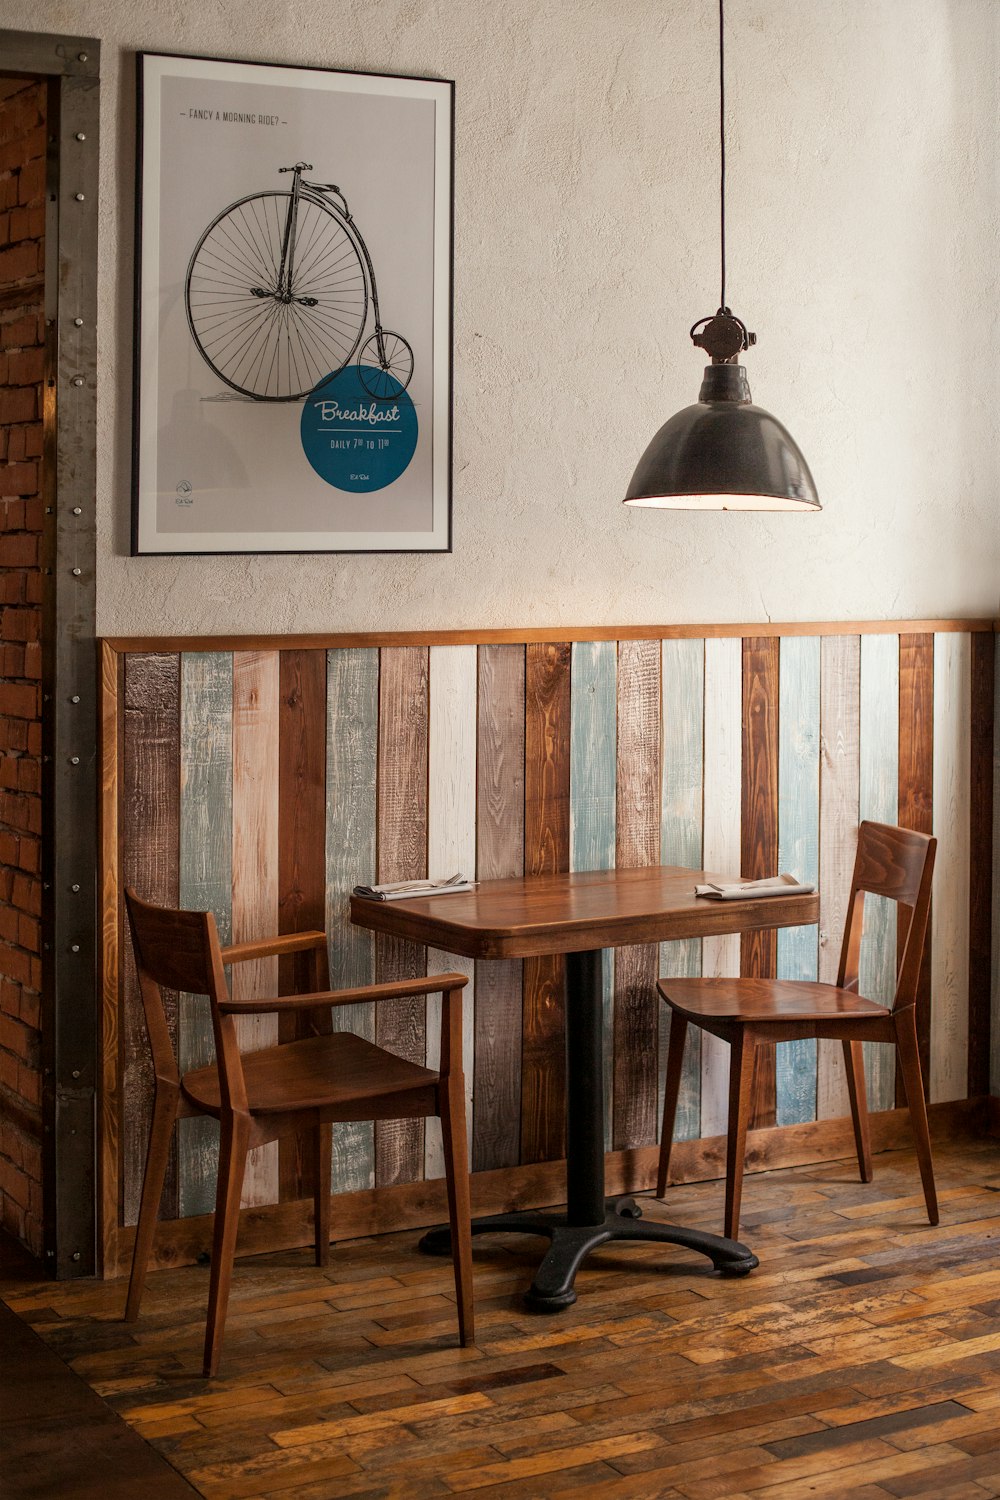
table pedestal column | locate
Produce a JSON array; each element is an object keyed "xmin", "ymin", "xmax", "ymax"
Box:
[{"xmin": 420, "ymin": 947, "xmax": 758, "ymax": 1310}]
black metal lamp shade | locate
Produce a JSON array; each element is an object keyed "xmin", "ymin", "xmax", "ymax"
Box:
[{"xmin": 623, "ymin": 364, "xmax": 820, "ymax": 512}]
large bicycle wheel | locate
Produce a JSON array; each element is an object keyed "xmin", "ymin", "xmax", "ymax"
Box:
[
  {"xmin": 185, "ymin": 191, "xmax": 368, "ymax": 401},
  {"xmin": 357, "ymin": 331, "xmax": 414, "ymax": 400}
]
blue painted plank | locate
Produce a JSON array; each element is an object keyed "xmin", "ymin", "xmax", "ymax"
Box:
[
  {"xmin": 776, "ymin": 635, "xmax": 820, "ymax": 1126},
  {"xmin": 570, "ymin": 641, "xmax": 617, "ymax": 1149}
]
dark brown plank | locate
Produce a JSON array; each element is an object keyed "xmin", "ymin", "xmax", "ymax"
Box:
[
  {"xmin": 521, "ymin": 642, "xmax": 571, "ymax": 1164},
  {"xmin": 121, "ymin": 654, "xmax": 180, "ymax": 1227},
  {"xmin": 897, "ymin": 632, "xmax": 934, "ymax": 1102},
  {"xmin": 375, "ymin": 647, "xmax": 429, "ymax": 1186},
  {"xmin": 613, "ymin": 639, "xmax": 661, "ymax": 1151},
  {"xmin": 473, "ymin": 645, "xmax": 525, "ymax": 1172},
  {"xmin": 277, "ymin": 649, "xmax": 327, "ymax": 1201},
  {"xmin": 741, "ymin": 636, "xmax": 780, "ymax": 1128},
  {"xmin": 967, "ymin": 632, "xmax": 994, "ymax": 1099}
]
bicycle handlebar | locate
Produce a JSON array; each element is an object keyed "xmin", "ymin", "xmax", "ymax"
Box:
[{"xmin": 279, "ymin": 162, "xmax": 313, "ymax": 173}]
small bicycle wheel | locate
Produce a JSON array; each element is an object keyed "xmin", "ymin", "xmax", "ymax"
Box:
[
  {"xmin": 185, "ymin": 191, "xmax": 368, "ymax": 401},
  {"xmin": 357, "ymin": 330, "xmax": 414, "ymax": 400}
]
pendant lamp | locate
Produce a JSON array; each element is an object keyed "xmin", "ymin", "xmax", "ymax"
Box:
[{"xmin": 623, "ymin": 0, "xmax": 820, "ymax": 512}]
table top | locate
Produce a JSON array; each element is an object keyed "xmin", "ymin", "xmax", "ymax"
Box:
[{"xmin": 349, "ymin": 865, "xmax": 820, "ymax": 960}]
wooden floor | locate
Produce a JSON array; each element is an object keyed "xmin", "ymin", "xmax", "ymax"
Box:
[
  {"xmin": 0, "ymin": 1232, "xmax": 197, "ymax": 1498},
  {"xmin": 4, "ymin": 1138, "xmax": 1000, "ymax": 1499}
]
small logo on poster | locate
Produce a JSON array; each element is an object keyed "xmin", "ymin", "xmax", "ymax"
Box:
[
  {"xmin": 300, "ymin": 368, "xmax": 417, "ymax": 493},
  {"xmin": 175, "ymin": 480, "xmax": 193, "ymax": 506}
]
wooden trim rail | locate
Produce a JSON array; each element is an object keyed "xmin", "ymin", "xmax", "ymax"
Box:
[{"xmin": 103, "ymin": 619, "xmax": 999, "ymax": 655}]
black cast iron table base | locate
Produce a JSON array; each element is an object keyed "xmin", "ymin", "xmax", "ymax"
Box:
[{"xmin": 419, "ymin": 1194, "xmax": 758, "ymax": 1312}]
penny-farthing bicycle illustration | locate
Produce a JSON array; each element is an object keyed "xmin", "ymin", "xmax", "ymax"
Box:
[{"xmin": 185, "ymin": 161, "xmax": 414, "ymax": 402}]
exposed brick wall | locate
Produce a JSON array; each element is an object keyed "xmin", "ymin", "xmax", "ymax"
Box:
[{"xmin": 0, "ymin": 76, "xmax": 46, "ymax": 1257}]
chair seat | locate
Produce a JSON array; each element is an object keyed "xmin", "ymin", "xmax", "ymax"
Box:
[
  {"xmin": 657, "ymin": 977, "xmax": 890, "ymax": 1023},
  {"xmin": 182, "ymin": 1031, "xmax": 439, "ymax": 1116}
]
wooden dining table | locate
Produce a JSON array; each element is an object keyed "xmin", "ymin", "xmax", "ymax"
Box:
[{"xmin": 350, "ymin": 865, "xmax": 820, "ymax": 1312}]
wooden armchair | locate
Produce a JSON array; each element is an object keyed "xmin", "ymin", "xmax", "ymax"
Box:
[
  {"xmin": 123, "ymin": 888, "xmax": 473, "ymax": 1377},
  {"xmin": 656, "ymin": 822, "xmax": 938, "ymax": 1239}
]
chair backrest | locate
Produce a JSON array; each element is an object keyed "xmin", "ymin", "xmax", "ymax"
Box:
[
  {"xmin": 124, "ymin": 888, "xmax": 239, "ymax": 1101},
  {"xmin": 837, "ymin": 821, "xmax": 936, "ymax": 1010}
]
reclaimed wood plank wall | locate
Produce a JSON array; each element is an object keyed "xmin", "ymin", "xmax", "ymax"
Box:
[{"xmin": 106, "ymin": 625, "xmax": 996, "ymax": 1245}]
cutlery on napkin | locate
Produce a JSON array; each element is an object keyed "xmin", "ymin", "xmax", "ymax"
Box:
[
  {"xmin": 353, "ymin": 873, "xmax": 475, "ymax": 901},
  {"xmin": 694, "ymin": 873, "xmax": 815, "ymax": 900}
]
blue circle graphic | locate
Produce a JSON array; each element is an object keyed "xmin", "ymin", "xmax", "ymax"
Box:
[{"xmin": 300, "ymin": 366, "xmax": 417, "ymax": 493}]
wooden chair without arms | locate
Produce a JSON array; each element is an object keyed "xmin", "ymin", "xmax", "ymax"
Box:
[
  {"xmin": 123, "ymin": 888, "xmax": 473, "ymax": 1377},
  {"xmin": 656, "ymin": 822, "xmax": 938, "ymax": 1240}
]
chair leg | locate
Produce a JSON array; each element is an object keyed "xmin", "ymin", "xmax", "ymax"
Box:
[
  {"xmin": 656, "ymin": 1010, "xmax": 688, "ymax": 1197},
  {"xmin": 842, "ymin": 1039, "xmax": 873, "ymax": 1183},
  {"xmin": 124, "ymin": 1084, "xmax": 179, "ymax": 1323},
  {"xmin": 725, "ymin": 1030, "xmax": 755, "ymax": 1241},
  {"xmin": 895, "ymin": 1007, "xmax": 939, "ymax": 1226},
  {"xmin": 314, "ymin": 1123, "xmax": 332, "ymax": 1268},
  {"xmin": 439, "ymin": 1084, "xmax": 474, "ymax": 1347},
  {"xmin": 203, "ymin": 1111, "xmax": 250, "ymax": 1379}
]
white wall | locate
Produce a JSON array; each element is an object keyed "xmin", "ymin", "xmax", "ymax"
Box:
[{"xmin": 11, "ymin": 0, "xmax": 1000, "ymax": 634}]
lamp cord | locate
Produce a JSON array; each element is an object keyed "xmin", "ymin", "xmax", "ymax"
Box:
[{"xmin": 719, "ymin": 0, "xmax": 726, "ymax": 312}]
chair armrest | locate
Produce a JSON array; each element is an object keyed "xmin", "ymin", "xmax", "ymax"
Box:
[
  {"xmin": 219, "ymin": 931, "xmax": 326, "ymax": 966},
  {"xmin": 218, "ymin": 972, "xmax": 469, "ymax": 1015}
]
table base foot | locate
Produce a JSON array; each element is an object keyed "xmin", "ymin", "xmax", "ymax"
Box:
[{"xmin": 418, "ymin": 1200, "xmax": 758, "ymax": 1308}]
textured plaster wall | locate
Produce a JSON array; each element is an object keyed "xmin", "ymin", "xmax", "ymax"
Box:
[{"xmin": 9, "ymin": 0, "xmax": 1000, "ymax": 633}]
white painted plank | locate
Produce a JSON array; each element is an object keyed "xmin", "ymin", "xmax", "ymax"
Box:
[
  {"xmin": 425, "ymin": 646, "xmax": 478, "ymax": 1177},
  {"xmin": 930, "ymin": 632, "xmax": 971, "ymax": 1103},
  {"xmin": 817, "ymin": 635, "xmax": 860, "ymax": 1119},
  {"xmin": 776, "ymin": 635, "xmax": 820, "ymax": 1125},
  {"xmin": 177, "ymin": 652, "xmax": 232, "ymax": 1218},
  {"xmin": 326, "ymin": 648, "xmax": 379, "ymax": 1194},
  {"xmin": 700, "ymin": 636, "xmax": 741, "ymax": 1137}
]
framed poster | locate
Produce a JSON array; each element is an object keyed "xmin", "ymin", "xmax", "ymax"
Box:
[{"xmin": 132, "ymin": 52, "xmax": 453, "ymax": 554}]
